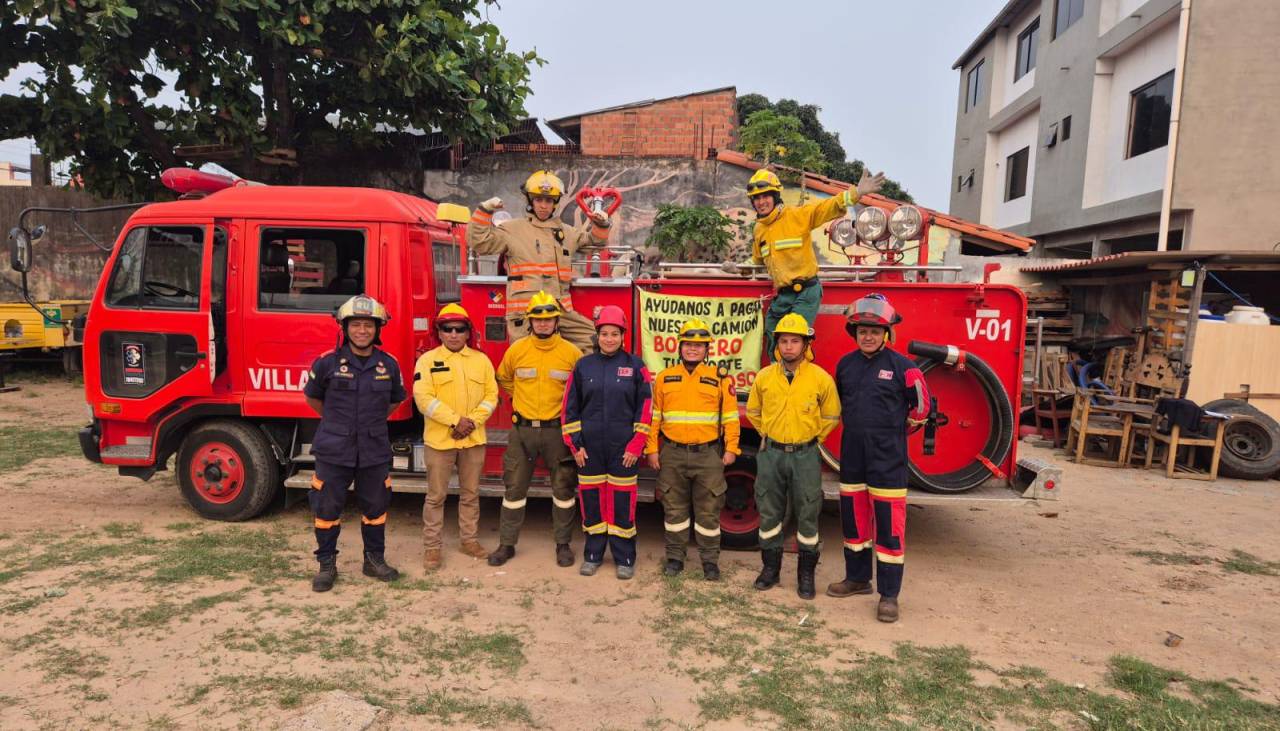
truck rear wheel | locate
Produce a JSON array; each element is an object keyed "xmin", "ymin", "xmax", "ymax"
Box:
[
  {"xmin": 721, "ymin": 456, "xmax": 759, "ymax": 550},
  {"xmin": 177, "ymin": 420, "xmax": 279, "ymax": 521}
]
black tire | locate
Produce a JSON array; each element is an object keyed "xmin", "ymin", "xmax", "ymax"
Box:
[
  {"xmin": 177, "ymin": 419, "xmax": 280, "ymax": 521},
  {"xmin": 61, "ymin": 347, "xmax": 82, "ymax": 376},
  {"xmin": 720, "ymin": 455, "xmax": 759, "ymax": 550},
  {"xmin": 1200, "ymin": 400, "xmax": 1280, "ymax": 480}
]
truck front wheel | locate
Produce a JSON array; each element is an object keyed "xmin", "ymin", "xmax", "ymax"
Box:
[
  {"xmin": 177, "ymin": 420, "xmax": 280, "ymax": 521},
  {"xmin": 720, "ymin": 456, "xmax": 759, "ymax": 550}
]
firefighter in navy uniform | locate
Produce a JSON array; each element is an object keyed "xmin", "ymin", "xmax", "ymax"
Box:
[
  {"xmin": 827, "ymin": 294, "xmax": 930, "ymax": 623},
  {"xmin": 303, "ymin": 295, "xmax": 406, "ymax": 592},
  {"xmin": 646, "ymin": 319, "xmax": 741, "ymax": 581}
]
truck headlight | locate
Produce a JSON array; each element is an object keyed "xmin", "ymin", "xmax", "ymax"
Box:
[
  {"xmin": 854, "ymin": 207, "xmax": 890, "ymax": 243},
  {"xmin": 888, "ymin": 205, "xmax": 924, "ymax": 241}
]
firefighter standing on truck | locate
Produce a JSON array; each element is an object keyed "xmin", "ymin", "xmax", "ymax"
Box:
[
  {"xmin": 646, "ymin": 319, "xmax": 740, "ymax": 581},
  {"xmin": 745, "ymin": 313, "xmax": 840, "ymax": 599},
  {"xmin": 468, "ymin": 170, "xmax": 611, "ymax": 352},
  {"xmin": 488, "ymin": 291, "xmax": 583, "ymax": 569},
  {"xmin": 827, "ymin": 294, "xmax": 929, "ymax": 623},
  {"xmin": 561, "ymin": 305, "xmax": 653, "ymax": 579},
  {"xmin": 732, "ymin": 167, "xmax": 886, "ymax": 351},
  {"xmin": 412, "ymin": 303, "xmax": 499, "ymax": 572},
  {"xmin": 303, "ymin": 295, "xmax": 405, "ymax": 592}
]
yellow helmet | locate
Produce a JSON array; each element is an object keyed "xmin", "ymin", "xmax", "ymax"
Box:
[
  {"xmin": 773, "ymin": 312, "xmax": 813, "ymax": 338},
  {"xmin": 525, "ymin": 291, "xmax": 563, "ymax": 319},
  {"xmin": 335, "ymin": 294, "xmax": 389, "ymax": 325},
  {"xmin": 436, "ymin": 302, "xmax": 471, "ymax": 327},
  {"xmin": 678, "ymin": 318, "xmax": 714, "ymax": 343},
  {"xmin": 523, "ymin": 170, "xmax": 565, "ymax": 199},
  {"xmin": 746, "ymin": 169, "xmax": 783, "ymax": 197}
]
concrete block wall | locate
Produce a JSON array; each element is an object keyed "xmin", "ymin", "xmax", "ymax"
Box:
[{"xmin": 578, "ymin": 89, "xmax": 737, "ymax": 159}]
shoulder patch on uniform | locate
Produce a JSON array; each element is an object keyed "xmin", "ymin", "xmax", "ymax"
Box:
[
  {"xmin": 617, "ymin": 366, "xmax": 634, "ymax": 377},
  {"xmin": 699, "ymin": 376, "xmax": 719, "ymax": 387},
  {"xmin": 663, "ymin": 374, "xmax": 683, "ymax": 383}
]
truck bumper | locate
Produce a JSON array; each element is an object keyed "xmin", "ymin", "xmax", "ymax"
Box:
[{"xmin": 79, "ymin": 420, "xmax": 102, "ymax": 463}]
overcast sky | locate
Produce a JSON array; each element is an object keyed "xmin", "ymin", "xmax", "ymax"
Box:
[{"xmin": 2, "ymin": 0, "xmax": 1008, "ymax": 210}]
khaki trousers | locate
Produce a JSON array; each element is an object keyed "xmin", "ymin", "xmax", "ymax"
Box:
[{"xmin": 422, "ymin": 445, "xmax": 486, "ymax": 550}]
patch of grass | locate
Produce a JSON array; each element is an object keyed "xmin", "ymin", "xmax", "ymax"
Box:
[
  {"xmin": 0, "ymin": 532, "xmax": 161, "ymax": 586},
  {"xmin": 1220, "ymin": 550, "xmax": 1280, "ymax": 577},
  {"xmin": 388, "ymin": 575, "xmax": 478, "ymax": 592},
  {"xmin": 121, "ymin": 590, "xmax": 248, "ymax": 629},
  {"xmin": 101, "ymin": 522, "xmax": 140, "ymax": 538},
  {"xmin": 145, "ymin": 528, "xmax": 295, "ymax": 584},
  {"xmin": 405, "ymin": 690, "xmax": 535, "ymax": 728},
  {"xmin": 163, "ymin": 522, "xmax": 200, "ymax": 533},
  {"xmin": 144, "ymin": 714, "xmax": 178, "ymax": 730},
  {"xmin": 33, "ymin": 645, "xmax": 107, "ymax": 681},
  {"xmin": 0, "ymin": 424, "xmax": 82, "ymax": 473},
  {"xmin": 204, "ymin": 672, "xmax": 354, "ymax": 710},
  {"xmin": 1, "ymin": 593, "xmax": 48, "ymax": 615},
  {"xmin": 397, "ymin": 626, "xmax": 526, "ymax": 675},
  {"xmin": 1131, "ymin": 549, "xmax": 1214, "ymax": 566}
]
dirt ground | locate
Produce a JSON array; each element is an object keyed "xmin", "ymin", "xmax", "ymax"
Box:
[{"xmin": 1, "ymin": 376, "xmax": 1278, "ymax": 729}]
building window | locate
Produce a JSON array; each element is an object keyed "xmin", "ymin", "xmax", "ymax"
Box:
[
  {"xmin": 1054, "ymin": 0, "xmax": 1084, "ymax": 39},
  {"xmin": 1005, "ymin": 147, "xmax": 1030, "ymax": 201},
  {"xmin": 1062, "ymin": 115, "xmax": 1072, "ymax": 141},
  {"xmin": 966, "ymin": 59, "xmax": 985, "ymax": 112},
  {"xmin": 258, "ymin": 227, "xmax": 366, "ymax": 312},
  {"xmin": 1015, "ymin": 18, "xmax": 1040, "ymax": 81},
  {"xmin": 1128, "ymin": 71, "xmax": 1174, "ymax": 158}
]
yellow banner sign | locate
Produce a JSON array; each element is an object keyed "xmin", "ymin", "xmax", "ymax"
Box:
[{"xmin": 638, "ymin": 289, "xmax": 764, "ymax": 391}]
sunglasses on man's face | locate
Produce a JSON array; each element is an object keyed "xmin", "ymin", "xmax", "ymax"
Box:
[{"xmin": 440, "ymin": 325, "xmax": 470, "ymax": 334}]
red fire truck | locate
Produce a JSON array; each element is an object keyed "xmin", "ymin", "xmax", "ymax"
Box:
[{"xmin": 8, "ymin": 172, "xmax": 1030, "ymax": 545}]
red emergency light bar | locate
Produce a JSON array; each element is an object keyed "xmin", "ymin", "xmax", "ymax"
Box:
[{"xmin": 160, "ymin": 167, "xmax": 245, "ymax": 195}]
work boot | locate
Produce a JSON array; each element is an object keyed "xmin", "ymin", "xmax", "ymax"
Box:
[
  {"xmin": 662, "ymin": 559, "xmax": 684, "ymax": 577},
  {"xmin": 311, "ymin": 556, "xmax": 337, "ymax": 593},
  {"xmin": 616, "ymin": 564, "xmax": 635, "ymax": 580},
  {"xmin": 797, "ymin": 551, "xmax": 819, "ymax": 600},
  {"xmin": 877, "ymin": 596, "xmax": 900, "ymax": 623},
  {"xmin": 555, "ymin": 543, "xmax": 575, "ymax": 568},
  {"xmin": 487, "ymin": 544, "xmax": 516, "ymax": 567},
  {"xmin": 362, "ymin": 552, "xmax": 400, "ymax": 582},
  {"xmin": 702, "ymin": 562, "xmax": 720, "ymax": 582},
  {"xmin": 422, "ymin": 548, "xmax": 442, "ymax": 572},
  {"xmin": 826, "ymin": 579, "xmax": 873, "ymax": 598},
  {"xmin": 579, "ymin": 560, "xmax": 601, "ymax": 576},
  {"xmin": 460, "ymin": 540, "xmax": 488, "ymax": 559},
  {"xmin": 753, "ymin": 548, "xmax": 782, "ymax": 591}
]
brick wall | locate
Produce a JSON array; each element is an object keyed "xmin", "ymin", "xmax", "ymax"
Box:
[{"xmin": 578, "ymin": 88, "xmax": 737, "ymax": 159}]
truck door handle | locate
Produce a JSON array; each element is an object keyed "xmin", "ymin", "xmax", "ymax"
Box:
[{"xmin": 175, "ymin": 350, "xmax": 207, "ymax": 360}]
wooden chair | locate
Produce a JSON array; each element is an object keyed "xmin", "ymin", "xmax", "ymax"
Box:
[
  {"xmin": 1146, "ymin": 414, "xmax": 1229, "ymax": 481},
  {"xmin": 1031, "ymin": 353, "xmax": 1072, "ymax": 447},
  {"xmin": 1066, "ymin": 388, "xmax": 1153, "ymax": 467}
]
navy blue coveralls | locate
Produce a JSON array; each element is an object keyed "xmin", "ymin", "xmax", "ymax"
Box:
[
  {"xmin": 835, "ymin": 346, "xmax": 929, "ymax": 598},
  {"xmin": 561, "ymin": 350, "xmax": 653, "ymax": 567},
  {"xmin": 304, "ymin": 344, "xmax": 407, "ymax": 561}
]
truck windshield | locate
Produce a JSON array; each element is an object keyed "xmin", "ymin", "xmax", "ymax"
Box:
[{"xmin": 104, "ymin": 226, "xmax": 204, "ymax": 310}]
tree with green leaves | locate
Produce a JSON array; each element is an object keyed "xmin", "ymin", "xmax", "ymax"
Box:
[
  {"xmin": 737, "ymin": 93, "xmax": 912, "ymax": 202},
  {"xmin": 0, "ymin": 0, "xmax": 541, "ymax": 199},
  {"xmin": 646, "ymin": 204, "xmax": 750, "ymax": 263}
]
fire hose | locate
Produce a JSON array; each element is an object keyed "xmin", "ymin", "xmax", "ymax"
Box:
[{"xmin": 906, "ymin": 340, "xmax": 1015, "ymax": 493}]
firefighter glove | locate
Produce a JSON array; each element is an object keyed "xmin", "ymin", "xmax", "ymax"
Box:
[
  {"xmin": 480, "ymin": 196, "xmax": 504, "ymax": 213},
  {"xmin": 589, "ymin": 210, "xmax": 610, "ymax": 227},
  {"xmin": 856, "ymin": 169, "xmax": 886, "ymax": 198}
]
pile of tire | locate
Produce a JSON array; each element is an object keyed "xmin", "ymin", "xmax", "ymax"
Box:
[{"xmin": 1202, "ymin": 399, "xmax": 1280, "ymax": 480}]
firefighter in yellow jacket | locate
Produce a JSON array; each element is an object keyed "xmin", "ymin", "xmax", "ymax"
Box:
[
  {"xmin": 745, "ymin": 313, "xmax": 841, "ymax": 600},
  {"xmin": 468, "ymin": 170, "xmax": 611, "ymax": 352},
  {"xmin": 488, "ymin": 292, "xmax": 583, "ymax": 568},
  {"xmin": 735, "ymin": 167, "xmax": 885, "ymax": 350},
  {"xmin": 646, "ymin": 319, "xmax": 741, "ymax": 581},
  {"xmin": 412, "ymin": 303, "xmax": 499, "ymax": 572}
]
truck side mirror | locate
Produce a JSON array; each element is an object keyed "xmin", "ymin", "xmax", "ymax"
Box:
[{"xmin": 8, "ymin": 227, "xmax": 31, "ymax": 273}]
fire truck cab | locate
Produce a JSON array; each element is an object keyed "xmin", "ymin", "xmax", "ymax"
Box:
[{"xmin": 12, "ymin": 177, "xmax": 1033, "ymax": 544}]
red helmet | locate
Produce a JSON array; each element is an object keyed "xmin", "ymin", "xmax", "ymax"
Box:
[
  {"xmin": 845, "ymin": 294, "xmax": 901, "ymax": 335},
  {"xmin": 594, "ymin": 305, "xmax": 628, "ymax": 331}
]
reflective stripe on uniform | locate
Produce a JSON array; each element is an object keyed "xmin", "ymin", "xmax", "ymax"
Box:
[
  {"xmin": 562, "ymin": 420, "xmax": 582, "ymax": 435},
  {"xmin": 310, "ymin": 475, "xmax": 323, "ymax": 490},
  {"xmin": 759, "ymin": 523, "xmax": 782, "ymax": 540},
  {"xmin": 471, "ymin": 210, "xmax": 493, "ymax": 224},
  {"xmin": 661, "ymin": 410, "xmax": 719, "ymax": 425},
  {"xmin": 694, "ymin": 522, "xmax": 721, "ymax": 538},
  {"xmin": 552, "ymin": 496, "xmax": 576, "ymax": 509},
  {"xmin": 842, "ymin": 188, "xmax": 856, "ymax": 207},
  {"xmin": 633, "ymin": 422, "xmax": 651, "ymax": 434},
  {"xmin": 868, "ymin": 487, "xmax": 909, "ymax": 499},
  {"xmin": 875, "ymin": 548, "xmax": 905, "ymax": 564},
  {"xmin": 578, "ymin": 474, "xmax": 606, "ymax": 486},
  {"xmin": 314, "ymin": 517, "xmax": 341, "ymax": 529},
  {"xmin": 845, "ymin": 539, "xmax": 873, "ymax": 551},
  {"xmin": 759, "ymin": 242, "xmax": 772, "ymax": 257},
  {"xmin": 773, "ymin": 237, "xmax": 804, "ymax": 251},
  {"xmin": 607, "ymin": 523, "xmax": 637, "ymax": 539},
  {"xmin": 362, "ymin": 513, "xmax": 387, "ymax": 526},
  {"xmin": 583, "ymin": 521, "xmax": 608, "ymax": 535},
  {"xmin": 664, "ymin": 518, "xmax": 692, "ymax": 533},
  {"xmin": 839, "ymin": 482, "xmax": 868, "ymax": 495},
  {"xmin": 425, "ymin": 399, "xmax": 444, "ymax": 417},
  {"xmin": 502, "ymin": 497, "xmax": 528, "ymax": 510},
  {"xmin": 508, "ymin": 262, "xmax": 558, "ymax": 276},
  {"xmin": 478, "ymin": 401, "xmax": 496, "ymax": 414},
  {"xmin": 608, "ymin": 474, "xmax": 638, "ymax": 486},
  {"xmin": 796, "ymin": 531, "xmax": 820, "ymax": 546}
]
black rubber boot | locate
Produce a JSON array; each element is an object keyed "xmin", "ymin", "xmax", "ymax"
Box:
[
  {"xmin": 487, "ymin": 544, "xmax": 516, "ymax": 567},
  {"xmin": 662, "ymin": 559, "xmax": 684, "ymax": 577},
  {"xmin": 797, "ymin": 551, "xmax": 819, "ymax": 600},
  {"xmin": 312, "ymin": 556, "xmax": 337, "ymax": 593},
  {"xmin": 362, "ymin": 552, "xmax": 400, "ymax": 582},
  {"xmin": 753, "ymin": 548, "xmax": 782, "ymax": 591},
  {"xmin": 702, "ymin": 562, "xmax": 720, "ymax": 582}
]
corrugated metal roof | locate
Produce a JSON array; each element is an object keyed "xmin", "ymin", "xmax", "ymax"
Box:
[
  {"xmin": 714, "ymin": 150, "xmax": 1034, "ymax": 252},
  {"xmin": 1020, "ymin": 251, "xmax": 1280, "ymax": 273}
]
